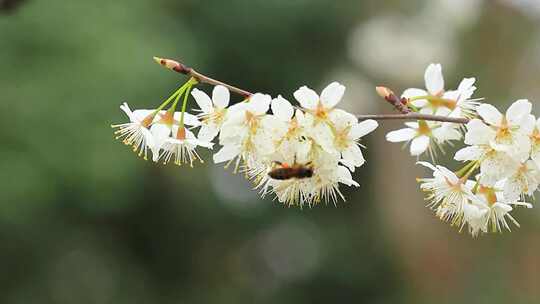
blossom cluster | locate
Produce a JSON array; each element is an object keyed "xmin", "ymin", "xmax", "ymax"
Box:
[
  {"xmin": 112, "ymin": 78, "xmax": 378, "ymax": 207},
  {"xmin": 112, "ymin": 57, "xmax": 537, "ymax": 236},
  {"xmin": 386, "ymin": 64, "xmax": 535, "ymax": 236}
]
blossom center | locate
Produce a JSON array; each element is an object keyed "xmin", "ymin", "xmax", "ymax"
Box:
[
  {"xmin": 417, "ymin": 120, "xmax": 431, "ymax": 136},
  {"xmin": 245, "ymin": 111, "xmax": 260, "ymax": 133},
  {"xmin": 159, "ymin": 111, "xmax": 175, "ymax": 127},
  {"xmin": 478, "ymin": 186, "xmax": 497, "ymax": 205},
  {"xmin": 314, "ymin": 102, "xmax": 329, "ymax": 120},
  {"xmin": 334, "ymin": 126, "xmax": 351, "ymax": 150},
  {"xmin": 141, "ymin": 114, "xmax": 155, "ymax": 128},
  {"xmin": 285, "ymin": 118, "xmax": 300, "ymax": 139},
  {"xmin": 202, "ymin": 107, "xmax": 226, "ymax": 126}
]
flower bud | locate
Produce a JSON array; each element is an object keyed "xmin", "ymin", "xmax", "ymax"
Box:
[
  {"xmin": 375, "ymin": 86, "xmax": 394, "ymax": 99},
  {"xmin": 153, "ymin": 56, "xmax": 180, "ymax": 70}
]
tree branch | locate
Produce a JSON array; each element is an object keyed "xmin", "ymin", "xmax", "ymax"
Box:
[
  {"xmin": 356, "ymin": 113, "xmax": 469, "ymax": 123},
  {"xmin": 153, "ymin": 57, "xmax": 471, "ymax": 124},
  {"xmin": 154, "ymin": 57, "xmax": 252, "ymax": 98}
]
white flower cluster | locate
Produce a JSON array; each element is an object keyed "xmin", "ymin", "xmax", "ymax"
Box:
[
  {"xmin": 113, "ymin": 58, "xmax": 537, "ymax": 236},
  {"xmin": 112, "ymin": 82, "xmax": 378, "ymax": 207},
  {"xmin": 388, "ymin": 64, "xmax": 535, "ymax": 236},
  {"xmin": 386, "ymin": 64, "xmax": 479, "ymax": 158}
]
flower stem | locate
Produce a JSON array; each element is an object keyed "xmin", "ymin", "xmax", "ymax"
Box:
[
  {"xmin": 179, "ymin": 77, "xmax": 198, "ymax": 128},
  {"xmin": 154, "ymin": 82, "xmax": 190, "ymax": 113}
]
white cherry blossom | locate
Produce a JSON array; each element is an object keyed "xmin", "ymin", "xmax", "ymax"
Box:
[
  {"xmin": 213, "ymin": 93, "xmax": 273, "ymax": 168},
  {"xmin": 191, "ymin": 85, "xmax": 231, "ymax": 142},
  {"xmin": 476, "ymin": 100, "xmax": 534, "ymax": 162},
  {"xmin": 111, "ymin": 102, "xmax": 157, "ymax": 160},
  {"xmin": 149, "ymin": 110, "xmax": 200, "ymax": 161},
  {"xmin": 386, "ymin": 119, "xmax": 460, "ymax": 157},
  {"xmin": 402, "ymin": 63, "xmax": 445, "ymax": 108},
  {"xmin": 328, "ymin": 110, "xmax": 378, "ymax": 171},
  {"xmin": 502, "ymin": 160, "xmax": 540, "ymax": 201},
  {"xmin": 417, "ymin": 162, "xmax": 478, "ymax": 223},
  {"xmin": 157, "ymin": 125, "xmax": 213, "ymax": 166}
]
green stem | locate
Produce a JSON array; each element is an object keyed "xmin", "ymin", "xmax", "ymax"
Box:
[
  {"xmin": 455, "ymin": 161, "xmax": 477, "ymax": 178},
  {"xmin": 179, "ymin": 83, "xmax": 194, "ymax": 128},
  {"xmin": 406, "ymin": 102, "xmax": 420, "ymax": 112},
  {"xmin": 169, "ymin": 86, "xmax": 185, "ymax": 113},
  {"xmin": 462, "ymin": 161, "xmax": 480, "ymax": 180},
  {"xmin": 154, "ymin": 83, "xmax": 190, "ymax": 113}
]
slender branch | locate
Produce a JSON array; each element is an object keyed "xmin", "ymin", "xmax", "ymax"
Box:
[
  {"xmin": 153, "ymin": 57, "xmax": 252, "ymax": 98},
  {"xmin": 153, "ymin": 57, "xmax": 471, "ymax": 124},
  {"xmin": 356, "ymin": 113, "xmax": 469, "ymax": 123}
]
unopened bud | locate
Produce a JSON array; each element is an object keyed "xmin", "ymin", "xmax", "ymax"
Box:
[
  {"xmin": 153, "ymin": 56, "xmax": 181, "ymax": 71},
  {"xmin": 375, "ymin": 86, "xmax": 394, "ymax": 99}
]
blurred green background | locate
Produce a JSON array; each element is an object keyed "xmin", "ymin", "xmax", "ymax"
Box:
[{"xmin": 1, "ymin": 0, "xmax": 540, "ymax": 303}]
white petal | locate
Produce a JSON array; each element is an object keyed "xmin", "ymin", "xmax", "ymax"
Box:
[
  {"xmin": 310, "ymin": 123, "xmax": 336, "ymax": 153},
  {"xmin": 271, "ymin": 95, "xmax": 294, "ymax": 122},
  {"xmin": 402, "ymin": 88, "xmax": 428, "ymax": 99},
  {"xmin": 479, "ymin": 152, "xmax": 517, "ymax": 186},
  {"xmin": 386, "ymin": 128, "xmax": 416, "ymax": 142},
  {"xmin": 506, "ymin": 99, "xmax": 531, "ymax": 126},
  {"xmin": 198, "ymin": 125, "xmax": 220, "ymax": 142},
  {"xmin": 329, "ymin": 109, "xmax": 357, "ymax": 130},
  {"xmin": 402, "ymin": 88, "xmax": 429, "ymax": 107},
  {"xmin": 531, "ymin": 148, "xmax": 540, "ymax": 168},
  {"xmin": 131, "ymin": 109, "xmax": 154, "ymax": 123},
  {"xmin": 424, "ymin": 63, "xmax": 444, "ymax": 95},
  {"xmin": 349, "ymin": 119, "xmax": 378, "ymax": 139},
  {"xmin": 119, "ymin": 102, "xmax": 133, "ymax": 116},
  {"xmin": 454, "ymin": 146, "xmax": 484, "ymax": 161},
  {"xmin": 410, "ymin": 135, "xmax": 430, "ymax": 156},
  {"xmin": 293, "ymin": 86, "xmax": 319, "ymax": 110},
  {"xmin": 416, "ymin": 161, "xmax": 437, "ymax": 171},
  {"xmin": 477, "ymin": 104, "xmax": 503, "ymax": 126},
  {"xmin": 247, "ymin": 93, "xmax": 271, "ymax": 115},
  {"xmin": 341, "ymin": 144, "xmax": 365, "ymax": 169},
  {"xmin": 212, "ymin": 85, "xmax": 230, "ymax": 108},
  {"xmin": 503, "ymin": 178, "xmax": 523, "ymax": 202},
  {"xmin": 458, "ymin": 77, "xmax": 476, "ymax": 91},
  {"xmin": 404, "ymin": 122, "xmax": 419, "ymax": 129},
  {"xmin": 436, "ymin": 165, "xmax": 459, "ymax": 184},
  {"xmin": 191, "ymin": 88, "xmax": 213, "ymax": 113},
  {"xmin": 337, "ymin": 166, "xmax": 359, "ymax": 187},
  {"xmin": 150, "ymin": 123, "xmax": 172, "ymax": 145},
  {"xmin": 433, "ymin": 126, "xmax": 461, "ymax": 142},
  {"xmin": 320, "ymin": 82, "xmax": 345, "ymax": 108},
  {"xmin": 173, "ymin": 112, "xmax": 201, "ymax": 126},
  {"xmin": 464, "ymin": 119, "xmax": 495, "ymax": 145},
  {"xmin": 521, "ymin": 114, "xmax": 536, "ymax": 135},
  {"xmin": 213, "ymin": 145, "xmax": 241, "ymax": 163}
]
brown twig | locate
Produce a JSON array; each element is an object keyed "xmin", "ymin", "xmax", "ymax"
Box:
[
  {"xmin": 153, "ymin": 57, "xmax": 471, "ymax": 124},
  {"xmin": 153, "ymin": 57, "xmax": 252, "ymax": 98},
  {"xmin": 356, "ymin": 113, "xmax": 469, "ymax": 123}
]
